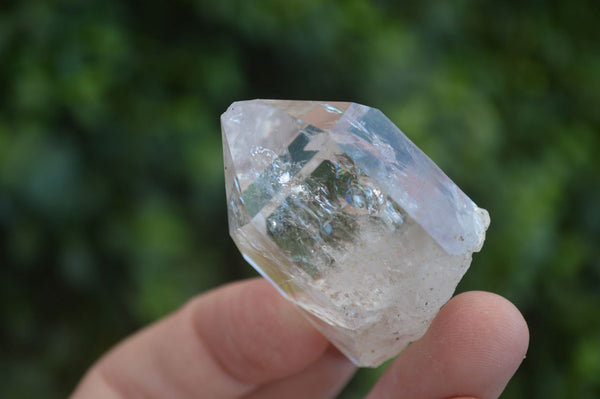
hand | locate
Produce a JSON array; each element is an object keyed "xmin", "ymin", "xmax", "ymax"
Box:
[{"xmin": 72, "ymin": 278, "xmax": 528, "ymax": 399}]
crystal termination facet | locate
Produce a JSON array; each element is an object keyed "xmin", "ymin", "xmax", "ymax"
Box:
[{"xmin": 221, "ymin": 100, "xmax": 490, "ymax": 367}]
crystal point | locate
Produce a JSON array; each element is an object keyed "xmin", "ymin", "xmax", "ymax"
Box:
[{"xmin": 221, "ymin": 100, "xmax": 490, "ymax": 367}]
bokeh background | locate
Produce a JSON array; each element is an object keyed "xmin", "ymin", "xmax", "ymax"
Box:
[{"xmin": 1, "ymin": 1, "xmax": 599, "ymax": 398}]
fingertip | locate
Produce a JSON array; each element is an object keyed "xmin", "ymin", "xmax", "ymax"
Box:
[
  {"xmin": 424, "ymin": 291, "xmax": 530, "ymax": 398},
  {"xmin": 442, "ymin": 291, "xmax": 529, "ymax": 366},
  {"xmin": 189, "ymin": 278, "xmax": 330, "ymax": 385},
  {"xmin": 368, "ymin": 291, "xmax": 529, "ymax": 399}
]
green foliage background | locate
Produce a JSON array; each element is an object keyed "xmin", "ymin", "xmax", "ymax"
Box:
[{"xmin": 1, "ymin": 1, "xmax": 599, "ymax": 397}]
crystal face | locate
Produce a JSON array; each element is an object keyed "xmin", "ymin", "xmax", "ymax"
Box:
[{"xmin": 221, "ymin": 100, "xmax": 490, "ymax": 367}]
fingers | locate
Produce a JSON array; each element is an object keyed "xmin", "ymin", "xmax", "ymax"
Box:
[
  {"xmin": 72, "ymin": 278, "xmax": 337, "ymax": 399},
  {"xmin": 244, "ymin": 346, "xmax": 356, "ymax": 399},
  {"xmin": 366, "ymin": 291, "xmax": 529, "ymax": 399},
  {"xmin": 71, "ymin": 281, "xmax": 527, "ymax": 399}
]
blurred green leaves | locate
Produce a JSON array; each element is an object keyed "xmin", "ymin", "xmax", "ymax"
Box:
[{"xmin": 0, "ymin": 1, "xmax": 599, "ymax": 398}]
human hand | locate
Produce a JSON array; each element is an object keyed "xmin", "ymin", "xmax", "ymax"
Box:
[{"xmin": 72, "ymin": 278, "xmax": 528, "ymax": 398}]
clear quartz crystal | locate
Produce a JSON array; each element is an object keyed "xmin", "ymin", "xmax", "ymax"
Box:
[{"xmin": 221, "ymin": 100, "xmax": 490, "ymax": 367}]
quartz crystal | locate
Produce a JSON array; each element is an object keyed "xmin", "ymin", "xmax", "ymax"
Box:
[{"xmin": 221, "ymin": 100, "xmax": 490, "ymax": 367}]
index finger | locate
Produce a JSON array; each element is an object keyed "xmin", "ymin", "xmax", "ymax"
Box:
[{"xmin": 72, "ymin": 278, "xmax": 332, "ymax": 398}]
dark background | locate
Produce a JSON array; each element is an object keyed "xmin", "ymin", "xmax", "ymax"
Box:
[{"xmin": 1, "ymin": 1, "xmax": 599, "ymax": 398}]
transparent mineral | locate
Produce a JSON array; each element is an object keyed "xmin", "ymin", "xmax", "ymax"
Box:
[{"xmin": 221, "ymin": 100, "xmax": 490, "ymax": 367}]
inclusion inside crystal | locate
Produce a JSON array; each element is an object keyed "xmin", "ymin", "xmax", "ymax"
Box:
[{"xmin": 222, "ymin": 100, "xmax": 490, "ymax": 367}]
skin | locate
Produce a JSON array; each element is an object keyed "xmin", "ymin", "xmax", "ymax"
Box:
[{"xmin": 72, "ymin": 278, "xmax": 529, "ymax": 399}]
